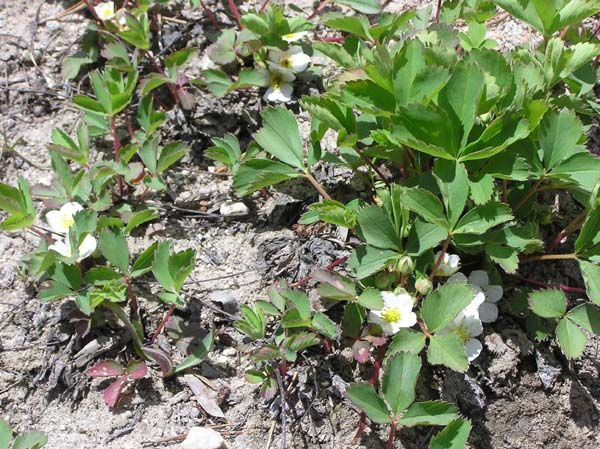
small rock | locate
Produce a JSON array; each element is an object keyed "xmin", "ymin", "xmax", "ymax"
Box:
[
  {"xmin": 222, "ymin": 347, "xmax": 236, "ymax": 357},
  {"xmin": 181, "ymin": 427, "xmax": 227, "ymax": 449},
  {"xmin": 535, "ymin": 347, "xmax": 562, "ymax": 389},
  {"xmin": 0, "ymin": 266, "xmax": 15, "ymax": 288},
  {"xmin": 219, "ymin": 201, "xmax": 249, "ymax": 217},
  {"xmin": 209, "ymin": 290, "xmax": 239, "ymax": 314}
]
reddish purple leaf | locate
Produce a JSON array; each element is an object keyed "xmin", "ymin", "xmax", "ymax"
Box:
[
  {"xmin": 88, "ymin": 360, "xmax": 125, "ymax": 378},
  {"xmin": 103, "ymin": 377, "xmax": 127, "ymax": 408},
  {"xmin": 143, "ymin": 347, "xmax": 173, "ymax": 377},
  {"xmin": 127, "ymin": 360, "xmax": 148, "ymax": 380},
  {"xmin": 352, "ymin": 340, "xmax": 371, "ymax": 364}
]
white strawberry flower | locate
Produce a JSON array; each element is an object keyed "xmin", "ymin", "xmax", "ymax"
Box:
[
  {"xmin": 437, "ymin": 290, "xmax": 486, "ymax": 361},
  {"xmin": 94, "ymin": 1, "xmax": 115, "ymax": 21},
  {"xmin": 434, "ymin": 251, "xmax": 460, "ymax": 277},
  {"xmin": 115, "ymin": 8, "xmax": 129, "ymax": 31},
  {"xmin": 467, "ymin": 270, "xmax": 503, "ymax": 323},
  {"xmin": 46, "ymin": 202, "xmax": 84, "ymax": 234},
  {"xmin": 282, "ymin": 31, "xmax": 309, "ymax": 42},
  {"xmin": 263, "ymin": 71, "xmax": 295, "ymax": 103},
  {"xmin": 369, "ymin": 291, "xmax": 417, "ymax": 336},
  {"xmin": 49, "ymin": 234, "xmax": 97, "ymax": 262},
  {"xmin": 267, "ymin": 46, "xmax": 311, "ymax": 74}
]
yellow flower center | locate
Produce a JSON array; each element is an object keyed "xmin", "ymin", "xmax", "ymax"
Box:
[
  {"xmin": 61, "ymin": 215, "xmax": 75, "ymax": 229},
  {"xmin": 382, "ymin": 308, "xmax": 402, "ymax": 324},
  {"xmin": 454, "ymin": 325, "xmax": 470, "ymax": 343},
  {"xmin": 270, "ymin": 74, "xmax": 284, "ymax": 89},
  {"xmin": 280, "ymin": 57, "xmax": 293, "ymax": 69}
]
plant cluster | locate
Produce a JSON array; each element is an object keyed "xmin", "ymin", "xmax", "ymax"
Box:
[{"xmin": 2, "ymin": 0, "xmax": 600, "ymax": 447}]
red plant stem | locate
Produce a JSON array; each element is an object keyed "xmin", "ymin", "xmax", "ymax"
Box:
[
  {"xmin": 435, "ymin": 0, "xmax": 443, "ymax": 23},
  {"xmin": 385, "ymin": 420, "xmax": 398, "ymax": 449},
  {"xmin": 308, "ymin": 0, "xmax": 330, "ymax": 20},
  {"xmin": 317, "ymin": 36, "xmax": 345, "ymax": 43},
  {"xmin": 111, "ymin": 116, "xmax": 126, "ymax": 196},
  {"xmin": 513, "ymin": 274, "xmax": 587, "ymax": 295},
  {"xmin": 352, "ymin": 413, "xmax": 367, "ymax": 444},
  {"xmin": 125, "ymin": 113, "xmax": 135, "ymax": 140},
  {"xmin": 151, "ymin": 305, "xmax": 175, "ymax": 343},
  {"xmin": 200, "ymin": 0, "xmax": 221, "ymax": 30},
  {"xmin": 355, "ymin": 146, "xmax": 390, "ymax": 188},
  {"xmin": 289, "ymin": 256, "xmax": 349, "ymax": 288},
  {"xmin": 82, "ymin": 0, "xmax": 101, "ymax": 21},
  {"xmin": 547, "ymin": 211, "xmax": 587, "ymax": 253},
  {"xmin": 429, "ymin": 235, "xmax": 451, "ymax": 281},
  {"xmin": 514, "ymin": 177, "xmax": 544, "ymax": 213},
  {"xmin": 502, "ymin": 180, "xmax": 508, "ymax": 203},
  {"xmin": 226, "ymin": 0, "xmax": 243, "ymax": 27},
  {"xmin": 259, "ymin": 0, "xmax": 270, "ymax": 12},
  {"xmin": 28, "ymin": 228, "xmax": 53, "ymax": 244},
  {"xmin": 520, "ymin": 253, "xmax": 577, "ymax": 263}
]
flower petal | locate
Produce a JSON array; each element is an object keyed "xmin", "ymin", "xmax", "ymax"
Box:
[
  {"xmin": 49, "ymin": 239, "xmax": 71, "ymax": 257},
  {"xmin": 464, "ymin": 315, "xmax": 483, "ymax": 337},
  {"xmin": 77, "ymin": 235, "xmax": 97, "ymax": 261},
  {"xmin": 468, "ymin": 270, "xmax": 489, "ymax": 288},
  {"xmin": 465, "ymin": 338, "xmax": 483, "ymax": 361},
  {"xmin": 398, "ymin": 311, "xmax": 417, "ymax": 328},
  {"xmin": 484, "ymin": 285, "xmax": 503, "ymax": 303},
  {"xmin": 479, "ymin": 302, "xmax": 498, "ymax": 323},
  {"xmin": 46, "ymin": 210, "xmax": 67, "ymax": 234},
  {"xmin": 290, "ymin": 52, "xmax": 311, "ymax": 72}
]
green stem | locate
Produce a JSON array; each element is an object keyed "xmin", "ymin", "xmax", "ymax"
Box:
[{"xmin": 103, "ymin": 302, "xmax": 147, "ymax": 360}]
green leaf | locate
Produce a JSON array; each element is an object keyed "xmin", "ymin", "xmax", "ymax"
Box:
[
  {"xmin": 567, "ymin": 303, "xmax": 600, "ymax": 334},
  {"xmin": 539, "ymin": 109, "xmax": 583, "ymax": 170},
  {"xmin": 234, "ymin": 159, "xmax": 303, "ymax": 196},
  {"xmin": 206, "ymin": 134, "xmax": 242, "ymax": 169},
  {"xmin": 382, "ymin": 351, "xmax": 421, "ymax": 416},
  {"xmin": 0, "ymin": 418, "xmax": 12, "ymax": 449},
  {"xmin": 350, "ymin": 245, "xmax": 399, "ymax": 279},
  {"xmin": 357, "ymin": 287, "xmax": 384, "ymax": 310},
  {"xmin": 555, "ymin": 317, "xmax": 587, "ymax": 359},
  {"xmin": 427, "ymin": 334, "xmax": 469, "ymax": 372},
  {"xmin": 442, "ymin": 61, "xmax": 485, "ymax": 146},
  {"xmin": 152, "ymin": 241, "xmax": 176, "ymax": 292},
  {"xmin": 13, "ymin": 431, "xmax": 47, "ymax": 449},
  {"xmin": 433, "ymin": 160, "xmax": 469, "ymax": 229},
  {"xmin": 579, "ymin": 260, "xmax": 600, "ymax": 305},
  {"xmin": 124, "ymin": 209, "xmax": 158, "ymax": 234},
  {"xmin": 421, "ymin": 283, "xmax": 474, "ymax": 333},
  {"xmin": 333, "ymin": 0, "xmax": 381, "ymax": 14},
  {"xmin": 253, "ymin": 107, "xmax": 305, "ymax": 169},
  {"xmin": 324, "ymin": 14, "xmax": 373, "ymax": 41},
  {"xmin": 454, "ymin": 202, "xmax": 514, "ymax": 235},
  {"xmin": 201, "ymin": 69, "xmax": 234, "ymax": 97},
  {"xmin": 157, "ymin": 142, "xmax": 189, "ymax": 173},
  {"xmin": 346, "ymin": 383, "xmax": 391, "ymax": 424},
  {"xmin": 430, "ymin": 419, "xmax": 472, "ymax": 449},
  {"xmin": 401, "ymin": 187, "xmax": 448, "ymax": 228},
  {"xmin": 235, "ymin": 305, "xmax": 266, "ymax": 339},
  {"xmin": 391, "ymin": 105, "xmax": 459, "ymax": 159},
  {"xmin": 469, "ymin": 174, "xmax": 494, "ymax": 206},
  {"xmin": 99, "ymin": 229, "xmax": 129, "ymax": 273},
  {"xmin": 357, "ymin": 206, "xmax": 402, "ymax": 251},
  {"xmin": 130, "ymin": 242, "xmax": 157, "ymax": 278},
  {"xmin": 312, "ymin": 312, "xmax": 337, "ymax": 339},
  {"xmin": 406, "ymin": 220, "xmax": 448, "ymax": 257},
  {"xmin": 169, "ymin": 328, "xmax": 214, "ymax": 376},
  {"xmin": 398, "ymin": 401, "xmax": 458, "ymax": 427},
  {"xmin": 343, "ymin": 302, "xmax": 366, "ymax": 338},
  {"xmin": 528, "ymin": 289, "xmax": 567, "ymax": 318},
  {"xmin": 576, "ymin": 208, "xmax": 600, "ymax": 255},
  {"xmin": 387, "ymin": 328, "xmax": 426, "ymax": 356},
  {"xmin": 282, "ymin": 290, "xmax": 312, "ymax": 321}
]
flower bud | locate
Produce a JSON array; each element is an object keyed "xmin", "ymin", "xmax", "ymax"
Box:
[
  {"xmin": 415, "ymin": 276, "xmax": 433, "ymax": 295},
  {"xmin": 396, "ymin": 255, "xmax": 415, "ymax": 274}
]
